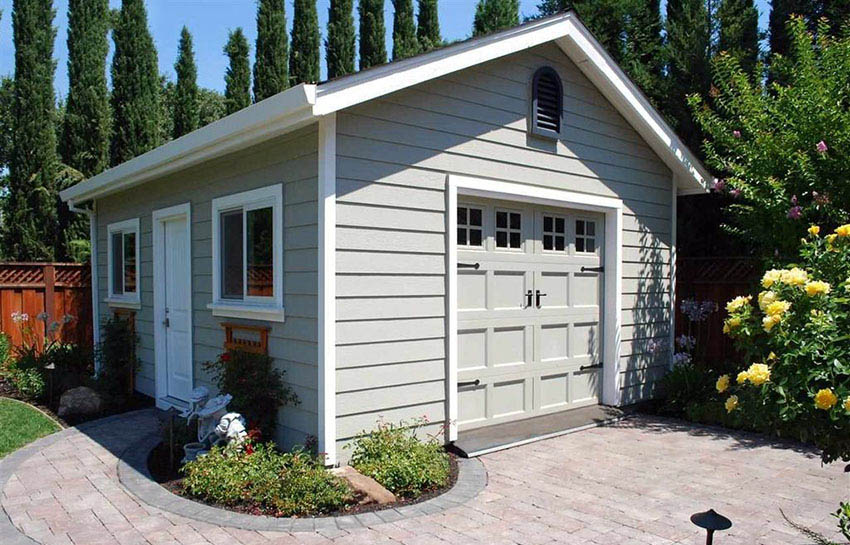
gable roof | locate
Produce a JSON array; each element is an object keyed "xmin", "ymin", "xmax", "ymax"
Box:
[{"xmin": 61, "ymin": 11, "xmax": 710, "ymax": 204}]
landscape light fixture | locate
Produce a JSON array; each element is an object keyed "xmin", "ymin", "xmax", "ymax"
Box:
[{"xmin": 690, "ymin": 509, "xmax": 732, "ymax": 545}]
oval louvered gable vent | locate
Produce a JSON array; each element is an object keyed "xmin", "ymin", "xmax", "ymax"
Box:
[{"xmin": 531, "ymin": 67, "xmax": 563, "ymax": 138}]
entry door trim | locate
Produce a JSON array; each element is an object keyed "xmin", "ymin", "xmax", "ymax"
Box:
[
  {"xmin": 153, "ymin": 202, "xmax": 193, "ymax": 409},
  {"xmin": 446, "ymin": 174, "xmax": 623, "ymax": 442}
]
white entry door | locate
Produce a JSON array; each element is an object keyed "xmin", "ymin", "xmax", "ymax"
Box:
[
  {"xmin": 456, "ymin": 197, "xmax": 604, "ymax": 431},
  {"xmin": 154, "ymin": 204, "xmax": 193, "ymax": 404}
]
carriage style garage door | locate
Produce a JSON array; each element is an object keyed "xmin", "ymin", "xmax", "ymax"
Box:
[{"xmin": 456, "ymin": 196, "xmax": 604, "ymax": 431}]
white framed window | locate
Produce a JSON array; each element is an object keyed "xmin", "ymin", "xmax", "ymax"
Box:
[
  {"xmin": 457, "ymin": 205, "xmax": 483, "ymax": 247},
  {"xmin": 542, "ymin": 214, "xmax": 566, "ymax": 252},
  {"xmin": 575, "ymin": 218, "xmax": 597, "ymax": 253},
  {"xmin": 495, "ymin": 209, "xmax": 522, "ymax": 250},
  {"xmin": 209, "ymin": 184, "xmax": 284, "ymax": 322},
  {"xmin": 106, "ymin": 218, "xmax": 141, "ymax": 308}
]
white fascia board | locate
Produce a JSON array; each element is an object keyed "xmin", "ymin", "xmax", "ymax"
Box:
[
  {"xmin": 555, "ymin": 20, "xmax": 711, "ymax": 194},
  {"xmin": 61, "ymin": 84, "xmax": 317, "ymax": 203}
]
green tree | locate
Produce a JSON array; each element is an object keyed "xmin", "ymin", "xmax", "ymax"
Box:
[
  {"xmin": 110, "ymin": 0, "xmax": 160, "ymax": 166},
  {"xmin": 4, "ymin": 0, "xmax": 58, "ymax": 261},
  {"xmin": 768, "ymin": 0, "xmax": 810, "ymax": 61},
  {"xmin": 326, "ymin": 0, "xmax": 356, "ymax": 78},
  {"xmin": 223, "ymin": 28, "xmax": 251, "ymax": 114},
  {"xmin": 717, "ymin": 0, "xmax": 760, "ymax": 75},
  {"xmin": 62, "ymin": 0, "xmax": 109, "ymax": 178},
  {"xmin": 290, "ymin": 0, "xmax": 320, "ymax": 84},
  {"xmin": 473, "ymin": 0, "xmax": 519, "ymax": 36},
  {"xmin": 392, "ymin": 0, "xmax": 419, "ymax": 60},
  {"xmin": 159, "ymin": 77, "xmax": 174, "ymax": 144},
  {"xmin": 173, "ymin": 26, "xmax": 199, "ymax": 138},
  {"xmin": 666, "ymin": 0, "xmax": 712, "ymax": 153},
  {"xmin": 0, "ymin": 76, "xmax": 13, "ymax": 175},
  {"xmin": 690, "ymin": 17, "xmax": 850, "ymax": 256},
  {"xmin": 359, "ymin": 0, "xmax": 387, "ymax": 70},
  {"xmin": 253, "ymin": 0, "xmax": 289, "ymax": 102},
  {"xmin": 198, "ymin": 88, "xmax": 226, "ymax": 126},
  {"xmin": 416, "ymin": 0, "xmax": 441, "ymax": 52},
  {"xmin": 621, "ymin": 0, "xmax": 667, "ymax": 106}
]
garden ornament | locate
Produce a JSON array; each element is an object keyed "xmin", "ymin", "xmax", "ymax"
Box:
[
  {"xmin": 690, "ymin": 509, "xmax": 732, "ymax": 545},
  {"xmin": 181, "ymin": 393, "xmax": 247, "ymax": 463},
  {"xmin": 212, "ymin": 412, "xmax": 247, "ymax": 446}
]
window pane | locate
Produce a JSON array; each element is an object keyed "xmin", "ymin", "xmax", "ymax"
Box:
[
  {"xmin": 221, "ymin": 210, "xmax": 244, "ymax": 299},
  {"xmin": 586, "ymin": 222, "xmax": 595, "ymax": 236},
  {"xmin": 111, "ymin": 233, "xmax": 124, "ymax": 295},
  {"xmin": 543, "ymin": 216, "xmax": 552, "ymax": 232},
  {"xmin": 586, "ymin": 239, "xmax": 595, "ymax": 253},
  {"xmin": 469, "ymin": 208, "xmax": 482, "ymax": 226},
  {"xmin": 469, "ymin": 229, "xmax": 482, "ymax": 246},
  {"xmin": 543, "ymin": 234, "xmax": 553, "ymax": 250},
  {"xmin": 457, "ymin": 227, "xmax": 467, "ymax": 246},
  {"xmin": 496, "ymin": 211, "xmax": 507, "ymax": 229},
  {"xmin": 555, "ymin": 236, "xmax": 565, "ymax": 251},
  {"xmin": 509, "ymin": 232, "xmax": 521, "ymax": 248},
  {"xmin": 576, "ymin": 220, "xmax": 585, "ymax": 235},
  {"xmin": 510, "ymin": 213, "xmax": 521, "ymax": 230},
  {"xmin": 123, "ymin": 232, "xmax": 136, "ymax": 293},
  {"xmin": 496, "ymin": 231, "xmax": 508, "ymax": 248},
  {"xmin": 576, "ymin": 238, "xmax": 585, "ymax": 252},
  {"xmin": 247, "ymin": 207, "xmax": 274, "ymax": 297},
  {"xmin": 555, "ymin": 217, "xmax": 565, "ymax": 233},
  {"xmin": 457, "ymin": 207, "xmax": 467, "ymax": 226}
]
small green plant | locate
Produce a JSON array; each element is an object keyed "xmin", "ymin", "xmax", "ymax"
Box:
[
  {"xmin": 0, "ymin": 333, "xmax": 11, "ymax": 366},
  {"xmin": 834, "ymin": 501, "xmax": 850, "ymax": 541},
  {"xmin": 181, "ymin": 441, "xmax": 352, "ymax": 516},
  {"xmin": 6, "ymin": 366, "xmax": 46, "ymax": 400},
  {"xmin": 202, "ymin": 350, "xmax": 298, "ymax": 439},
  {"xmin": 348, "ymin": 418, "xmax": 450, "ymax": 498},
  {"xmin": 658, "ymin": 362, "xmax": 715, "ymax": 416}
]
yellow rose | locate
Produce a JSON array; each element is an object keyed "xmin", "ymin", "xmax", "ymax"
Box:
[
  {"xmin": 844, "ymin": 397, "xmax": 850, "ymax": 413},
  {"xmin": 808, "ymin": 225, "xmax": 820, "ymax": 236},
  {"xmin": 826, "ymin": 233, "xmax": 838, "ymax": 245},
  {"xmin": 746, "ymin": 363, "xmax": 771, "ymax": 386},
  {"xmin": 814, "ymin": 388, "xmax": 838, "ymax": 410},
  {"xmin": 737, "ymin": 371, "xmax": 750, "ymax": 384},
  {"xmin": 765, "ymin": 300, "xmax": 791, "ymax": 317},
  {"xmin": 725, "ymin": 395, "xmax": 739, "ymax": 413},
  {"xmin": 767, "ymin": 351, "xmax": 777, "ymax": 361},
  {"xmin": 728, "ymin": 316, "xmax": 742, "ymax": 328},
  {"xmin": 761, "ymin": 269, "xmax": 782, "ymax": 288},
  {"xmin": 722, "ymin": 323, "xmax": 731, "ymax": 334},
  {"xmin": 780, "ymin": 267, "xmax": 808, "ymax": 286},
  {"xmin": 762, "ymin": 315, "xmax": 781, "ymax": 332},
  {"xmin": 726, "ymin": 295, "xmax": 752, "ymax": 314},
  {"xmin": 716, "ymin": 375, "xmax": 730, "ymax": 393},
  {"xmin": 805, "ymin": 280, "xmax": 830, "ymax": 296},
  {"xmin": 758, "ymin": 291, "xmax": 777, "ymax": 311},
  {"xmin": 836, "ymin": 224, "xmax": 850, "ymax": 237}
]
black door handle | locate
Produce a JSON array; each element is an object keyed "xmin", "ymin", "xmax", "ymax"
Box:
[
  {"xmin": 458, "ymin": 379, "xmax": 480, "ymax": 388},
  {"xmin": 580, "ymin": 266, "xmax": 604, "ymax": 273},
  {"xmin": 535, "ymin": 290, "xmax": 547, "ymax": 308},
  {"xmin": 524, "ymin": 290, "xmax": 533, "ymax": 308},
  {"xmin": 579, "ymin": 363, "xmax": 603, "ymax": 371}
]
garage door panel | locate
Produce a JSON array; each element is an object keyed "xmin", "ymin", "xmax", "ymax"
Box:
[
  {"xmin": 539, "ymin": 272, "xmax": 569, "ymax": 308},
  {"xmin": 540, "ymin": 373, "xmax": 569, "ymax": 409},
  {"xmin": 572, "ymin": 322, "xmax": 600, "ymax": 359},
  {"xmin": 540, "ymin": 323, "xmax": 569, "ymax": 362},
  {"xmin": 458, "ymin": 270, "xmax": 487, "ymax": 310},
  {"xmin": 458, "ymin": 328, "xmax": 487, "ymax": 371},
  {"xmin": 492, "ymin": 271, "xmax": 529, "ymax": 309},
  {"xmin": 492, "ymin": 379, "xmax": 528, "ymax": 418},
  {"xmin": 492, "ymin": 326, "xmax": 528, "ymax": 367},
  {"xmin": 572, "ymin": 273, "xmax": 601, "ymax": 307}
]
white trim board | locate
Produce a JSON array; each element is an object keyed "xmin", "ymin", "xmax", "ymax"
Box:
[
  {"xmin": 445, "ymin": 174, "xmax": 624, "ymax": 442},
  {"xmin": 152, "ymin": 202, "xmax": 194, "ymax": 410}
]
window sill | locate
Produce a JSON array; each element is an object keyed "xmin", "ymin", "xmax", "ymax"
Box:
[
  {"xmin": 207, "ymin": 302, "xmax": 286, "ymax": 323},
  {"xmin": 105, "ymin": 297, "xmax": 141, "ymax": 310}
]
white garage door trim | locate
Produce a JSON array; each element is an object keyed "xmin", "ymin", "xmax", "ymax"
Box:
[{"xmin": 446, "ymin": 174, "xmax": 623, "ymax": 442}]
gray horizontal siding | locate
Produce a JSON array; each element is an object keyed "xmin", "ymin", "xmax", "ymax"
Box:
[
  {"xmin": 95, "ymin": 126, "xmax": 319, "ymax": 448},
  {"xmin": 333, "ymin": 41, "xmax": 674, "ymax": 456}
]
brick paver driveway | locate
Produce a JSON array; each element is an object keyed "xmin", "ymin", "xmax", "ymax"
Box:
[{"xmin": 1, "ymin": 409, "xmax": 845, "ymax": 545}]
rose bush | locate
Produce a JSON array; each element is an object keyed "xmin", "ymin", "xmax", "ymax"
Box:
[{"xmin": 719, "ymin": 223, "xmax": 850, "ymax": 463}]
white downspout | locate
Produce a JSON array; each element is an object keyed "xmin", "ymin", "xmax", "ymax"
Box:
[{"xmin": 68, "ymin": 199, "xmax": 101, "ymax": 373}]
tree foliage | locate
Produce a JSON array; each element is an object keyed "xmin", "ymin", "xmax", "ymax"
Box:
[
  {"xmin": 198, "ymin": 88, "xmax": 226, "ymax": 127},
  {"xmin": 110, "ymin": 0, "xmax": 160, "ymax": 166},
  {"xmin": 253, "ymin": 0, "xmax": 289, "ymax": 102},
  {"xmin": 392, "ymin": 0, "xmax": 419, "ymax": 60},
  {"xmin": 416, "ymin": 0, "xmax": 441, "ymax": 52},
  {"xmin": 290, "ymin": 0, "xmax": 320, "ymax": 84},
  {"xmin": 473, "ymin": 0, "xmax": 519, "ymax": 36},
  {"xmin": 359, "ymin": 0, "xmax": 387, "ymax": 70},
  {"xmin": 173, "ymin": 26, "xmax": 199, "ymax": 139},
  {"xmin": 326, "ymin": 0, "xmax": 356, "ymax": 78},
  {"xmin": 223, "ymin": 28, "xmax": 251, "ymax": 115},
  {"xmin": 717, "ymin": 0, "xmax": 760, "ymax": 75},
  {"xmin": 690, "ymin": 17, "xmax": 850, "ymax": 256}
]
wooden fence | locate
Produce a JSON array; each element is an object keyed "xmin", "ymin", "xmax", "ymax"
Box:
[
  {"xmin": 0, "ymin": 263, "xmax": 93, "ymax": 349},
  {"xmin": 675, "ymin": 257, "xmax": 761, "ymax": 364}
]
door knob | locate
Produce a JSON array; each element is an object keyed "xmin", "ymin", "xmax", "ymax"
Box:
[
  {"xmin": 535, "ymin": 290, "xmax": 547, "ymax": 308},
  {"xmin": 524, "ymin": 290, "xmax": 533, "ymax": 308},
  {"xmin": 163, "ymin": 317, "xmax": 170, "ymax": 328}
]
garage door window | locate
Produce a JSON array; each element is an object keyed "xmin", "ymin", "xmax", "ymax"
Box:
[
  {"xmin": 543, "ymin": 215, "xmax": 566, "ymax": 251},
  {"xmin": 496, "ymin": 210, "xmax": 521, "ymax": 249},
  {"xmin": 576, "ymin": 219, "xmax": 596, "ymax": 253},
  {"xmin": 457, "ymin": 206, "xmax": 483, "ymax": 247}
]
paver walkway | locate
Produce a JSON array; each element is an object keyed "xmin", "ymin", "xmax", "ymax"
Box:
[{"xmin": 1, "ymin": 408, "xmax": 846, "ymax": 545}]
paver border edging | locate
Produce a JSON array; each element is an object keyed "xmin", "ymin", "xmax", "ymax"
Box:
[
  {"xmin": 118, "ymin": 433, "xmax": 488, "ymax": 533},
  {"xmin": 0, "ymin": 408, "xmax": 156, "ymax": 545}
]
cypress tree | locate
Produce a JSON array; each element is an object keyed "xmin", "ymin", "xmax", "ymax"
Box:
[
  {"xmin": 0, "ymin": 77, "xmax": 13, "ymax": 176},
  {"xmin": 359, "ymin": 0, "xmax": 387, "ymax": 70},
  {"xmin": 473, "ymin": 0, "xmax": 519, "ymax": 36},
  {"xmin": 717, "ymin": 0, "xmax": 760, "ymax": 75},
  {"xmin": 666, "ymin": 0, "xmax": 711, "ymax": 153},
  {"xmin": 622, "ymin": 0, "xmax": 666, "ymax": 106},
  {"xmin": 110, "ymin": 0, "xmax": 160, "ymax": 166},
  {"xmin": 417, "ymin": 0, "xmax": 441, "ymax": 52},
  {"xmin": 62, "ymin": 0, "xmax": 109, "ymax": 178},
  {"xmin": 159, "ymin": 77, "xmax": 174, "ymax": 144},
  {"xmin": 4, "ymin": 0, "xmax": 58, "ymax": 261},
  {"xmin": 768, "ymin": 0, "xmax": 810, "ymax": 60},
  {"xmin": 326, "ymin": 0, "xmax": 356, "ymax": 78},
  {"xmin": 253, "ymin": 0, "xmax": 289, "ymax": 102},
  {"xmin": 223, "ymin": 28, "xmax": 251, "ymax": 114},
  {"xmin": 392, "ymin": 0, "xmax": 419, "ymax": 60},
  {"xmin": 290, "ymin": 0, "xmax": 320, "ymax": 84},
  {"xmin": 173, "ymin": 26, "xmax": 199, "ymax": 138}
]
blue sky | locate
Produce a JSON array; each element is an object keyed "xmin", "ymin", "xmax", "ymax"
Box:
[{"xmin": 0, "ymin": 0, "xmax": 772, "ymax": 99}]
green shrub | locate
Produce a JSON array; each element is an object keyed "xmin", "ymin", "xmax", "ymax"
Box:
[
  {"xmin": 202, "ymin": 350, "xmax": 298, "ymax": 439},
  {"xmin": 7, "ymin": 366, "xmax": 46, "ymax": 400},
  {"xmin": 0, "ymin": 333, "xmax": 11, "ymax": 366},
  {"xmin": 181, "ymin": 442, "xmax": 352, "ymax": 516},
  {"xmin": 658, "ymin": 362, "xmax": 715, "ymax": 416},
  {"xmin": 95, "ymin": 317, "xmax": 138, "ymax": 398},
  {"xmin": 348, "ymin": 419, "xmax": 450, "ymax": 498}
]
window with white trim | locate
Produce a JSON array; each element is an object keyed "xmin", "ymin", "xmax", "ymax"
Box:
[
  {"xmin": 495, "ymin": 210, "xmax": 522, "ymax": 249},
  {"xmin": 107, "ymin": 218, "xmax": 140, "ymax": 306},
  {"xmin": 542, "ymin": 215, "xmax": 566, "ymax": 251},
  {"xmin": 210, "ymin": 184, "xmax": 284, "ymax": 321},
  {"xmin": 457, "ymin": 206, "xmax": 483, "ymax": 247},
  {"xmin": 575, "ymin": 219, "xmax": 597, "ymax": 253}
]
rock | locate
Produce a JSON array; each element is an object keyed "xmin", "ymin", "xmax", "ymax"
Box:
[
  {"xmin": 58, "ymin": 386, "xmax": 103, "ymax": 418},
  {"xmin": 332, "ymin": 466, "xmax": 396, "ymax": 505}
]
